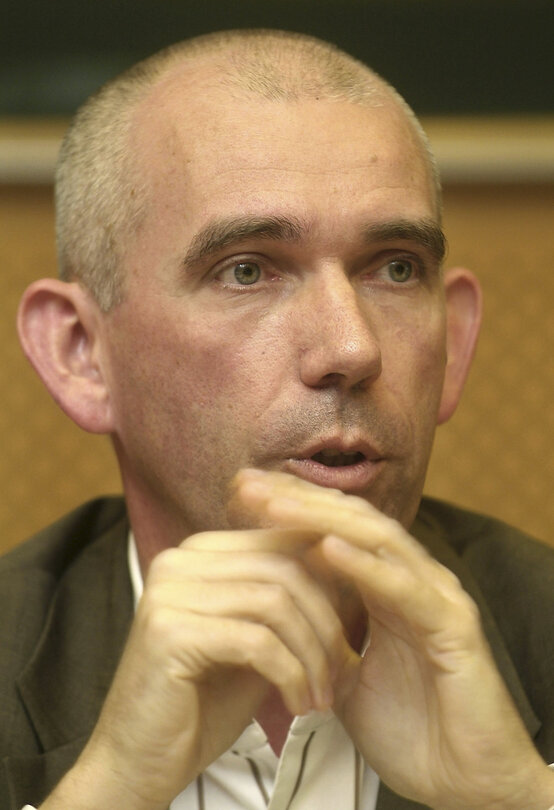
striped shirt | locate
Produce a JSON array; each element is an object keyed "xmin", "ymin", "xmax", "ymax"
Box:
[{"xmin": 171, "ymin": 709, "xmax": 379, "ymax": 809}]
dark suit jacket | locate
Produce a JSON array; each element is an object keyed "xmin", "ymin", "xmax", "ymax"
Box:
[{"xmin": 0, "ymin": 496, "xmax": 553, "ymax": 809}]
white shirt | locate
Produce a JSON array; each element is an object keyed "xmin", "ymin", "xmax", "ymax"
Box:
[{"xmin": 171, "ymin": 713, "xmax": 379, "ymax": 809}]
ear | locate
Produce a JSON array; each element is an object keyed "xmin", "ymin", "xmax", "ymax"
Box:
[
  {"xmin": 17, "ymin": 279, "xmax": 115, "ymax": 434},
  {"xmin": 437, "ymin": 267, "xmax": 483, "ymax": 425}
]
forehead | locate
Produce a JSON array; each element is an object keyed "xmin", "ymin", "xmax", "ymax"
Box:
[{"xmin": 129, "ymin": 67, "xmax": 437, "ymax": 237}]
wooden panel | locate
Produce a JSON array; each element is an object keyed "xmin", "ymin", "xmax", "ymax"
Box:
[
  {"xmin": 426, "ymin": 183, "xmax": 554, "ymax": 544},
  {"xmin": 3, "ymin": 117, "xmax": 554, "ymax": 184},
  {"xmin": 1, "ymin": 182, "xmax": 552, "ymax": 552},
  {"xmin": 0, "ymin": 186, "xmax": 121, "ymax": 552}
]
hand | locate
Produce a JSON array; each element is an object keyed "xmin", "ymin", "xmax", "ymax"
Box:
[
  {"xmin": 42, "ymin": 523, "xmax": 352, "ymax": 810},
  {"xmin": 236, "ymin": 468, "xmax": 554, "ymax": 810}
]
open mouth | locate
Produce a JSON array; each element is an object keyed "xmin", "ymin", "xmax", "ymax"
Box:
[
  {"xmin": 286, "ymin": 444, "xmax": 380, "ymax": 490},
  {"xmin": 310, "ymin": 449, "xmax": 366, "ymax": 467}
]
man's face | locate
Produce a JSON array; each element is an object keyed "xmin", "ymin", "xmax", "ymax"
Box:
[{"xmin": 101, "ymin": 75, "xmax": 447, "ymax": 543}]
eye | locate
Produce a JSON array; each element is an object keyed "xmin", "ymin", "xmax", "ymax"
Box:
[
  {"xmin": 229, "ymin": 261, "xmax": 262, "ymax": 285},
  {"xmin": 384, "ymin": 259, "xmax": 415, "ymax": 283},
  {"xmin": 212, "ymin": 256, "xmax": 279, "ymax": 291}
]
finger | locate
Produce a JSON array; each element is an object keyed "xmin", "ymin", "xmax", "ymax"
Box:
[
  {"xmin": 234, "ymin": 471, "xmax": 463, "ymax": 618},
  {"xmin": 182, "ymin": 527, "xmax": 321, "ymax": 554},
  {"xmin": 151, "ymin": 545, "xmax": 347, "ymax": 659},
  {"xmin": 320, "ymin": 534, "xmax": 479, "ymax": 646},
  {"xmin": 210, "ymin": 619, "xmax": 316, "ymax": 715},
  {"xmin": 151, "ymin": 578, "xmax": 338, "ymax": 710},
  {"xmin": 236, "ymin": 469, "xmax": 427, "ymax": 565},
  {"xmin": 135, "ymin": 601, "xmax": 317, "ymax": 716},
  {"xmin": 147, "ymin": 546, "xmax": 353, "ymax": 699}
]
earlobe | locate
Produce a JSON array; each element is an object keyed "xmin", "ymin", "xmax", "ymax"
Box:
[
  {"xmin": 437, "ymin": 267, "xmax": 483, "ymax": 425},
  {"xmin": 17, "ymin": 279, "xmax": 115, "ymax": 434}
]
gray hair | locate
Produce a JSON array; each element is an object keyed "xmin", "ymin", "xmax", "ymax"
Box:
[{"xmin": 55, "ymin": 29, "xmax": 441, "ymax": 311}]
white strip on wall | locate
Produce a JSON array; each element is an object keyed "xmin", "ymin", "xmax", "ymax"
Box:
[{"xmin": 1, "ymin": 117, "xmax": 553, "ymax": 184}]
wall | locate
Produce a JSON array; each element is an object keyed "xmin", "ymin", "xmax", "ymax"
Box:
[
  {"xmin": 3, "ymin": 0, "xmax": 552, "ymax": 116},
  {"xmin": 426, "ymin": 182, "xmax": 554, "ymax": 543}
]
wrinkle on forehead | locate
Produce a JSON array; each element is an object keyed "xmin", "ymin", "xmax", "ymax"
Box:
[{"xmin": 128, "ymin": 78, "xmax": 439, "ymax": 234}]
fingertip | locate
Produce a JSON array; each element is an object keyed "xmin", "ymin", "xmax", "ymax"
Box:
[
  {"xmin": 226, "ymin": 469, "xmax": 272, "ymax": 526},
  {"xmin": 287, "ymin": 689, "xmax": 313, "ymax": 717},
  {"xmin": 234, "ymin": 468, "xmax": 267, "ymax": 486},
  {"xmin": 321, "ymin": 533, "xmax": 352, "ymax": 556}
]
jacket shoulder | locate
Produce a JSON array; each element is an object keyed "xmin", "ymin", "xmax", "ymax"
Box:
[
  {"xmin": 416, "ymin": 496, "xmax": 554, "ymax": 759},
  {"xmin": 0, "ymin": 498, "xmax": 128, "ymax": 748},
  {"xmin": 0, "ymin": 497, "xmax": 127, "ymax": 579},
  {"xmin": 0, "ymin": 496, "xmax": 128, "ymax": 656},
  {"xmin": 416, "ymin": 496, "xmax": 554, "ymax": 592}
]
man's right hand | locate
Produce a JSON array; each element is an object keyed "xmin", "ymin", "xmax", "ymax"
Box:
[{"xmin": 40, "ymin": 528, "xmax": 353, "ymax": 810}]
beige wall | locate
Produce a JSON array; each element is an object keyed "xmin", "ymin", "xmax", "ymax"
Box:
[
  {"xmin": 1, "ymin": 175, "xmax": 553, "ymax": 552},
  {"xmin": 426, "ymin": 182, "xmax": 554, "ymax": 544},
  {"xmin": 1, "ymin": 185, "xmax": 122, "ymax": 551}
]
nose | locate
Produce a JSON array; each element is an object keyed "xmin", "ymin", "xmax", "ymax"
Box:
[{"xmin": 296, "ymin": 270, "xmax": 382, "ymax": 390}]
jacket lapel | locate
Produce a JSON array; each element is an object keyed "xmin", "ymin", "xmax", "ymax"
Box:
[
  {"xmin": 6, "ymin": 509, "xmax": 133, "ymax": 807},
  {"xmin": 4, "ymin": 736, "xmax": 90, "ymax": 809}
]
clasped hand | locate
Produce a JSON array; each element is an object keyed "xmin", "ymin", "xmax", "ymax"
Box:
[{"xmin": 44, "ymin": 469, "xmax": 553, "ymax": 810}]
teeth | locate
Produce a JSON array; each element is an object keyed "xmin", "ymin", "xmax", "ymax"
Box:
[{"xmin": 311, "ymin": 449, "xmax": 365, "ymax": 467}]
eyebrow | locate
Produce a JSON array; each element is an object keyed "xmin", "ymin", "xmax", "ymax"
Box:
[
  {"xmin": 182, "ymin": 215, "xmax": 305, "ymax": 268},
  {"xmin": 362, "ymin": 220, "xmax": 447, "ymax": 264},
  {"xmin": 181, "ymin": 214, "xmax": 446, "ymax": 269}
]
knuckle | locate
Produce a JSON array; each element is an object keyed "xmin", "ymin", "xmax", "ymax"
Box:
[
  {"xmin": 262, "ymin": 582, "xmax": 293, "ymax": 613},
  {"xmin": 460, "ymin": 592, "xmax": 482, "ymax": 626},
  {"xmin": 278, "ymin": 657, "xmax": 305, "ymax": 689},
  {"xmin": 242, "ymin": 624, "xmax": 280, "ymax": 663},
  {"xmin": 387, "ymin": 566, "xmax": 416, "ymax": 596},
  {"xmin": 147, "ymin": 547, "xmax": 183, "ymax": 583},
  {"xmin": 268, "ymin": 553, "xmax": 297, "ymax": 577},
  {"xmin": 441, "ymin": 587, "xmax": 484, "ymax": 641},
  {"xmin": 135, "ymin": 600, "xmax": 177, "ymax": 647},
  {"xmin": 437, "ymin": 563, "xmax": 462, "ymax": 589},
  {"xmin": 446, "ymin": 579, "xmax": 479, "ymax": 615}
]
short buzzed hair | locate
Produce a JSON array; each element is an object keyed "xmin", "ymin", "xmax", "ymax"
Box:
[{"xmin": 55, "ymin": 29, "xmax": 440, "ymax": 311}]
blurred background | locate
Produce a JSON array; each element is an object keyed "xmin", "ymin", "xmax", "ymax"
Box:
[{"xmin": 1, "ymin": 0, "xmax": 553, "ymax": 551}]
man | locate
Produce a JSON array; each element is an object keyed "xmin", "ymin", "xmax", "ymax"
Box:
[{"xmin": 1, "ymin": 28, "xmax": 553, "ymax": 810}]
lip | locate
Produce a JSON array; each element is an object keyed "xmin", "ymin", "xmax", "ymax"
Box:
[{"xmin": 283, "ymin": 438, "xmax": 384, "ymax": 493}]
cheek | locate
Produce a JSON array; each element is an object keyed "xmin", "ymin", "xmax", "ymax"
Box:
[
  {"xmin": 381, "ymin": 306, "xmax": 447, "ymax": 414},
  {"xmin": 184, "ymin": 327, "xmax": 288, "ymax": 416},
  {"xmin": 107, "ymin": 302, "xmax": 288, "ymax": 439}
]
